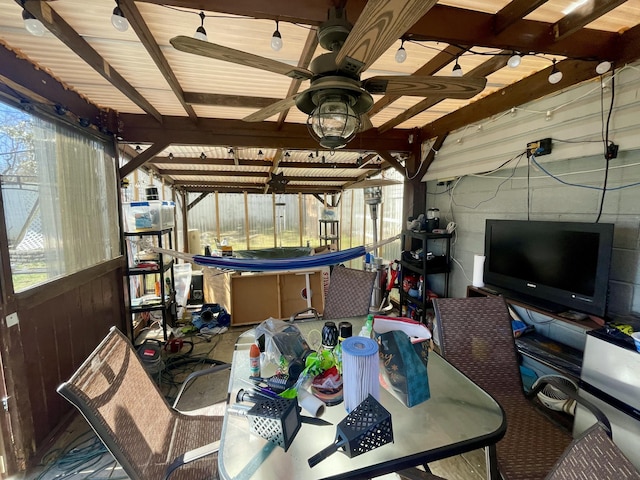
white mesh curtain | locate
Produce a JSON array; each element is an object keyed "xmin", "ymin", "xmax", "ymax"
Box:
[{"xmin": 35, "ymin": 119, "xmax": 119, "ymax": 278}]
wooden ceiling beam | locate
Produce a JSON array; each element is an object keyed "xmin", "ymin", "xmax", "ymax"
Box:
[
  {"xmin": 421, "ymin": 24, "xmax": 640, "ymax": 140},
  {"xmin": 494, "ymin": 0, "xmax": 550, "ymax": 34},
  {"xmin": 149, "ymin": 157, "xmax": 381, "ymax": 169},
  {"xmin": 406, "ymin": 4, "xmax": 617, "ymax": 60},
  {"xmin": 119, "ymin": 0, "xmax": 196, "ymax": 120},
  {"xmin": 376, "ymin": 151, "xmax": 404, "ymax": 176},
  {"xmin": 118, "ymin": 115, "xmax": 413, "ymax": 151},
  {"xmin": 136, "ymin": 0, "xmax": 334, "ymax": 25},
  {"xmin": 421, "ymin": 58, "xmax": 600, "ymax": 139},
  {"xmin": 20, "ymin": 1, "xmax": 162, "ymax": 124},
  {"xmin": 142, "ymin": 1, "xmax": 626, "ymax": 60},
  {"xmin": 119, "ymin": 141, "xmax": 171, "ymax": 178},
  {"xmin": 152, "ymin": 157, "xmax": 271, "ymax": 166},
  {"xmin": 0, "ymin": 44, "xmax": 109, "ymax": 130},
  {"xmin": 183, "ymin": 92, "xmax": 281, "ymax": 108},
  {"xmin": 162, "ymin": 170, "xmax": 270, "ymax": 177},
  {"xmin": 552, "ymin": 0, "xmax": 629, "ymax": 42}
]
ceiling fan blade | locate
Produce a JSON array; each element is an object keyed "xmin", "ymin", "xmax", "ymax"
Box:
[
  {"xmin": 243, "ymin": 95, "xmax": 299, "ymax": 122},
  {"xmin": 335, "ymin": 0, "xmax": 437, "ymax": 75},
  {"xmin": 170, "ymin": 36, "xmax": 313, "ymax": 81},
  {"xmin": 364, "ymin": 76, "xmax": 487, "ymax": 99}
]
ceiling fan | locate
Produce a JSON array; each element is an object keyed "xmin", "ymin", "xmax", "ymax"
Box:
[{"xmin": 170, "ymin": 0, "xmax": 487, "ymax": 149}]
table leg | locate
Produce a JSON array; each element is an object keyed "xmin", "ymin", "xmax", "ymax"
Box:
[{"xmin": 485, "ymin": 444, "xmax": 499, "ymax": 480}]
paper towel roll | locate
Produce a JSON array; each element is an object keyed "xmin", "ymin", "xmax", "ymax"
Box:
[
  {"xmin": 472, "ymin": 254, "xmax": 486, "ymax": 288},
  {"xmin": 298, "ymin": 388, "xmax": 325, "ymax": 417}
]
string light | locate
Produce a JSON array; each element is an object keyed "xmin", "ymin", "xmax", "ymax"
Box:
[
  {"xmin": 200, "ymin": 151, "xmax": 207, "ymax": 159},
  {"xmin": 451, "ymin": 56, "xmax": 463, "ymax": 77},
  {"xmin": 395, "ymin": 39, "xmax": 407, "ymax": 63},
  {"xmin": 271, "ymin": 21, "xmax": 283, "ymax": 51},
  {"xmin": 111, "ymin": 1, "xmax": 129, "ymax": 32},
  {"xmin": 596, "ymin": 61, "xmax": 612, "ymax": 75},
  {"xmin": 507, "ymin": 52, "xmax": 521, "ymax": 68},
  {"xmin": 284, "ymin": 151, "xmax": 291, "ymax": 157},
  {"xmin": 257, "ymin": 149, "xmax": 264, "ymax": 158},
  {"xmin": 194, "ymin": 11, "xmax": 207, "ymax": 41},
  {"xmin": 548, "ymin": 59, "xmax": 563, "ymax": 84},
  {"xmin": 168, "ymin": 152, "xmax": 174, "ymax": 160},
  {"xmin": 22, "ymin": 8, "xmax": 45, "ymax": 36}
]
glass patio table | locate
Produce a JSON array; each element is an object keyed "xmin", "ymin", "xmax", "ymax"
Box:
[{"xmin": 218, "ymin": 317, "xmax": 506, "ymax": 480}]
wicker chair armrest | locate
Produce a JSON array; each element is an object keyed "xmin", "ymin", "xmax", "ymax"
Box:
[
  {"xmin": 172, "ymin": 363, "xmax": 230, "ymax": 409},
  {"xmin": 527, "ymin": 376, "xmax": 612, "ymax": 435},
  {"xmin": 164, "ymin": 440, "xmax": 220, "ymax": 480},
  {"xmin": 288, "ymin": 307, "xmax": 320, "ymax": 322}
]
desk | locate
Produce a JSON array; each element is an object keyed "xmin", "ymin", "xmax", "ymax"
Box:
[{"xmin": 218, "ymin": 318, "xmax": 506, "ymax": 480}]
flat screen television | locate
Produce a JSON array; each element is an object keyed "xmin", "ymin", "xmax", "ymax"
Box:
[{"xmin": 483, "ymin": 219, "xmax": 614, "ymax": 317}]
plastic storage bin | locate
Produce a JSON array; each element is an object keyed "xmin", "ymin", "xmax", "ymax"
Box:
[
  {"xmin": 124, "ymin": 201, "xmax": 168, "ymax": 232},
  {"xmin": 162, "ymin": 201, "xmax": 175, "ymax": 229}
]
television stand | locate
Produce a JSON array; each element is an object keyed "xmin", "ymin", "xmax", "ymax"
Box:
[
  {"xmin": 467, "ymin": 285, "xmax": 601, "ymax": 330},
  {"xmin": 481, "ymin": 286, "xmax": 564, "ymax": 314}
]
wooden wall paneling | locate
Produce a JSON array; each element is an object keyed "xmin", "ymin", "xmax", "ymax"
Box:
[
  {"xmin": 17, "ymin": 311, "xmax": 46, "ymax": 448},
  {"xmin": 15, "ymin": 267, "xmax": 127, "ymax": 450}
]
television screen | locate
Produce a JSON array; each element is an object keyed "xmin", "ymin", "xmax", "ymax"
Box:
[{"xmin": 484, "ymin": 220, "xmax": 614, "ymax": 317}]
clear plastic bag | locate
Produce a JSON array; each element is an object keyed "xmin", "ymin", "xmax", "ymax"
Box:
[{"xmin": 254, "ymin": 318, "xmax": 314, "ymax": 372}]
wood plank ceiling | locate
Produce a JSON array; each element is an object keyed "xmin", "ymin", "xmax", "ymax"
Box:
[{"xmin": 1, "ymin": 0, "xmax": 639, "ymax": 194}]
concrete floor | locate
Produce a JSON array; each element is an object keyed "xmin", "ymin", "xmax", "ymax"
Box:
[{"xmin": 16, "ymin": 324, "xmax": 486, "ymax": 480}]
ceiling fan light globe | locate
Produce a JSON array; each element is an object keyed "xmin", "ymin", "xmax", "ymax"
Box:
[
  {"xmin": 307, "ymin": 95, "xmax": 360, "ymax": 149},
  {"xmin": 596, "ymin": 61, "xmax": 611, "ymax": 75},
  {"xmin": 111, "ymin": 7, "xmax": 129, "ymax": 32},
  {"xmin": 507, "ymin": 54, "xmax": 521, "ymax": 68},
  {"xmin": 271, "ymin": 31, "xmax": 283, "ymax": 51},
  {"xmin": 22, "ymin": 10, "xmax": 45, "ymax": 36},
  {"xmin": 194, "ymin": 26, "xmax": 207, "ymax": 42},
  {"xmin": 395, "ymin": 46, "xmax": 407, "ymax": 63}
]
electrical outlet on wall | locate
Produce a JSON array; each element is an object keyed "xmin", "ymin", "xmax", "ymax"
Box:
[{"xmin": 526, "ymin": 138, "xmax": 552, "ymax": 157}]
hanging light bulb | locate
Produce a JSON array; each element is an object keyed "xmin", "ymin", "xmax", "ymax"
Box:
[
  {"xmin": 111, "ymin": 1, "xmax": 129, "ymax": 32},
  {"xmin": 507, "ymin": 51, "xmax": 521, "ymax": 68},
  {"xmin": 257, "ymin": 149, "xmax": 264, "ymax": 158},
  {"xmin": 168, "ymin": 152, "xmax": 174, "ymax": 160},
  {"xmin": 596, "ymin": 60, "xmax": 612, "ymax": 75},
  {"xmin": 200, "ymin": 152, "xmax": 206, "ymax": 160},
  {"xmin": 284, "ymin": 151, "xmax": 291, "ymax": 158},
  {"xmin": 22, "ymin": 9, "xmax": 45, "ymax": 36},
  {"xmin": 271, "ymin": 20, "xmax": 283, "ymax": 51},
  {"xmin": 194, "ymin": 11, "xmax": 207, "ymax": 41},
  {"xmin": 548, "ymin": 59, "xmax": 563, "ymax": 84},
  {"xmin": 395, "ymin": 39, "xmax": 407, "ymax": 63},
  {"xmin": 451, "ymin": 57, "xmax": 463, "ymax": 77}
]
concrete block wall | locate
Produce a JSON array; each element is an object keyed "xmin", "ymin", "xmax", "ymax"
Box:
[{"xmin": 421, "ymin": 63, "xmax": 640, "ymax": 351}]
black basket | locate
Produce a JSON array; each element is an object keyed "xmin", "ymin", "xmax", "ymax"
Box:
[
  {"xmin": 247, "ymin": 397, "xmax": 301, "ymax": 451},
  {"xmin": 308, "ymin": 395, "xmax": 393, "ymax": 467}
]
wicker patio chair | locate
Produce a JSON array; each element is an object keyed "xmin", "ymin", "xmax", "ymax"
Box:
[
  {"xmin": 433, "ymin": 296, "xmax": 610, "ymax": 480},
  {"xmin": 545, "ymin": 422, "xmax": 640, "ymax": 480},
  {"xmin": 57, "ymin": 326, "xmax": 229, "ymax": 480},
  {"xmin": 290, "ymin": 264, "xmax": 377, "ymax": 321}
]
